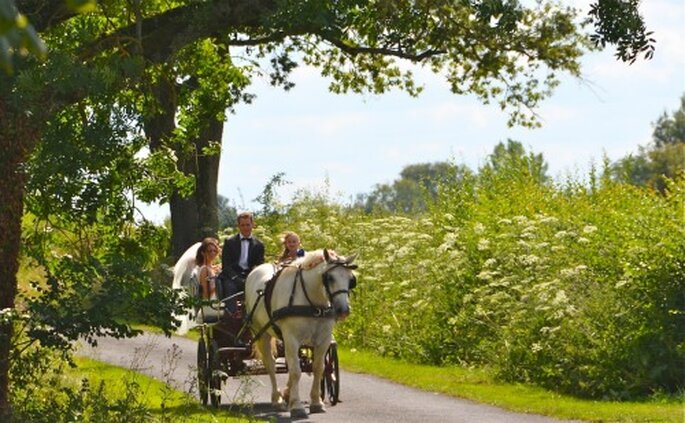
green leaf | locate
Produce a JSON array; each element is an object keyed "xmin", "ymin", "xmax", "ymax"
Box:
[{"xmin": 66, "ymin": 0, "xmax": 98, "ymax": 14}]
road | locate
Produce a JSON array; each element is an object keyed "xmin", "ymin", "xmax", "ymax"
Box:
[{"xmin": 78, "ymin": 333, "xmax": 579, "ymax": 422}]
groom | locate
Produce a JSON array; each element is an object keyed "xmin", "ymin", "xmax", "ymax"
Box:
[{"xmin": 219, "ymin": 211, "xmax": 265, "ymax": 313}]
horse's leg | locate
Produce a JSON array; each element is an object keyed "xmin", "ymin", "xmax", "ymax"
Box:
[
  {"xmin": 308, "ymin": 342, "xmax": 328, "ymax": 413},
  {"xmin": 283, "ymin": 334, "xmax": 306, "ymax": 418},
  {"xmin": 255, "ymin": 334, "xmax": 284, "ymax": 409}
]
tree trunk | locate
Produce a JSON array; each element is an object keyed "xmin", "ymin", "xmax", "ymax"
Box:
[
  {"xmin": 0, "ymin": 103, "xmax": 39, "ymax": 418},
  {"xmin": 195, "ymin": 117, "xmax": 222, "ymax": 240},
  {"xmin": 143, "ymin": 76, "xmax": 222, "ymax": 260},
  {"xmin": 169, "ymin": 157, "xmax": 200, "ymax": 259}
]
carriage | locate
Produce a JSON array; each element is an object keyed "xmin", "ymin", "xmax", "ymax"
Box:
[
  {"xmin": 194, "ymin": 291, "xmax": 341, "ymax": 409},
  {"xmin": 175, "ymin": 247, "xmax": 357, "ymax": 417}
]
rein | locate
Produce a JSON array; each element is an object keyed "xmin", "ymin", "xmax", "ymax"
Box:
[{"xmin": 250, "ymin": 263, "xmax": 352, "ymax": 340}]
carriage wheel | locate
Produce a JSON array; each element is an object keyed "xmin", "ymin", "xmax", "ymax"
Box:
[
  {"xmin": 321, "ymin": 342, "xmax": 340, "ymax": 405},
  {"xmin": 197, "ymin": 338, "xmax": 209, "ymax": 405},
  {"xmin": 209, "ymin": 340, "xmax": 222, "ymax": 408}
]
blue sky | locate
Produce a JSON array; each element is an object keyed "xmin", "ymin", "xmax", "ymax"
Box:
[{"xmin": 142, "ymin": 0, "xmax": 684, "ymax": 222}]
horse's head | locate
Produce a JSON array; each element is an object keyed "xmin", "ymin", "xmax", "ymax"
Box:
[{"xmin": 321, "ymin": 249, "xmax": 358, "ymax": 320}]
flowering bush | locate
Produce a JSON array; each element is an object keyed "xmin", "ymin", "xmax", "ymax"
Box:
[{"xmin": 258, "ymin": 167, "xmax": 684, "ymax": 399}]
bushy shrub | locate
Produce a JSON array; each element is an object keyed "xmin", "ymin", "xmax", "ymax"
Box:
[
  {"xmin": 8, "ymin": 341, "xmax": 151, "ymax": 423},
  {"xmin": 251, "ymin": 165, "xmax": 683, "ymax": 399}
]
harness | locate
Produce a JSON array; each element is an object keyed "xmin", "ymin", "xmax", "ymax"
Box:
[{"xmin": 248, "ymin": 262, "xmax": 354, "ymax": 341}]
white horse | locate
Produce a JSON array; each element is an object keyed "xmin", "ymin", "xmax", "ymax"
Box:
[
  {"xmin": 171, "ymin": 242, "xmax": 200, "ymax": 335},
  {"xmin": 245, "ymin": 249, "xmax": 357, "ymax": 418}
]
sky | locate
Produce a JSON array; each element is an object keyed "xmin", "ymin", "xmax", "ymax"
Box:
[{"xmin": 141, "ymin": 0, "xmax": 684, "ymax": 223}]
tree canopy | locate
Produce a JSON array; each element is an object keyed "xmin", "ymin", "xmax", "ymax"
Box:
[{"xmin": 612, "ymin": 94, "xmax": 685, "ymax": 193}]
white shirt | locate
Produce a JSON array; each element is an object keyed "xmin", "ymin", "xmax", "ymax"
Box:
[{"xmin": 239, "ymin": 237, "xmax": 250, "ymax": 270}]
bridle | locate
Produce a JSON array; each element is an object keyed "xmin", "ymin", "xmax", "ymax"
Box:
[
  {"xmin": 247, "ymin": 254, "xmax": 357, "ymax": 340},
  {"xmin": 322, "ymin": 263, "xmax": 357, "ymax": 302}
]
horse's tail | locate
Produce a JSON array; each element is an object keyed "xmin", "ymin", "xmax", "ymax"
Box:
[{"xmin": 172, "ymin": 242, "xmax": 201, "ymax": 335}]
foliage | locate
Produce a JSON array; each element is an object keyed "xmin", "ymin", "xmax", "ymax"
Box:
[
  {"xmin": 17, "ymin": 82, "xmax": 187, "ymax": 353},
  {"xmin": 340, "ymin": 347, "xmax": 684, "ymax": 422},
  {"xmin": 355, "ymin": 161, "xmax": 471, "ymax": 214},
  {"xmin": 479, "ymin": 139, "xmax": 549, "ymax": 184},
  {"xmin": 0, "ymin": 0, "xmax": 46, "ymax": 74},
  {"xmin": 7, "ymin": 335, "xmax": 151, "ymax": 423},
  {"xmin": 217, "ymin": 194, "xmax": 238, "ymax": 232},
  {"xmin": 253, "ymin": 144, "xmax": 684, "ymax": 400},
  {"xmin": 9, "ymin": 350, "xmax": 244, "ymax": 422},
  {"xmin": 588, "ymin": 0, "xmax": 655, "ymax": 64},
  {"xmin": 18, "ymin": 214, "xmax": 182, "ymax": 350},
  {"xmin": 612, "ymin": 94, "xmax": 685, "ymax": 193}
]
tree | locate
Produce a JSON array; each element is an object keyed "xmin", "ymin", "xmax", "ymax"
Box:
[
  {"xmin": 612, "ymin": 95, "xmax": 685, "ymax": 192},
  {"xmin": 0, "ymin": 0, "xmax": 658, "ymax": 414},
  {"xmin": 356, "ymin": 162, "xmax": 470, "ymax": 214},
  {"xmin": 479, "ymin": 139, "xmax": 550, "ymax": 184},
  {"xmin": 218, "ymin": 194, "xmax": 238, "ymax": 231}
]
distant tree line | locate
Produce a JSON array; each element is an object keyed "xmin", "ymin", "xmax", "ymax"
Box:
[{"xmin": 352, "ymin": 96, "xmax": 684, "ymax": 214}]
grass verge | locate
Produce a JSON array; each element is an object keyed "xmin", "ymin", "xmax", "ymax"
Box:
[
  {"xmin": 338, "ymin": 347, "xmax": 684, "ymax": 422},
  {"xmin": 69, "ymin": 357, "xmax": 245, "ymax": 422},
  {"xmin": 130, "ymin": 324, "xmax": 683, "ymax": 422}
]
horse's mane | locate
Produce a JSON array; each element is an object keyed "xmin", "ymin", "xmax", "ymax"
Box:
[
  {"xmin": 297, "ymin": 250, "xmax": 323, "ymax": 269},
  {"xmin": 295, "ymin": 249, "xmax": 340, "ymax": 270}
]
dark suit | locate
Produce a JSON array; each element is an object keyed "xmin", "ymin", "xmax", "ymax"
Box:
[{"xmin": 219, "ymin": 234, "xmax": 265, "ymax": 309}]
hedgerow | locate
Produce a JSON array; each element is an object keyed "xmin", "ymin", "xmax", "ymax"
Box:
[{"xmin": 256, "ymin": 165, "xmax": 684, "ymax": 399}]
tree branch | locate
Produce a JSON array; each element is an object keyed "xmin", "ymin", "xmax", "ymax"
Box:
[
  {"xmin": 321, "ymin": 35, "xmax": 445, "ymax": 62},
  {"xmin": 81, "ymin": 0, "xmax": 279, "ymax": 63}
]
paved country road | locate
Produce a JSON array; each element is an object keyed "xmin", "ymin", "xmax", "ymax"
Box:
[{"xmin": 78, "ymin": 333, "xmax": 579, "ymax": 423}]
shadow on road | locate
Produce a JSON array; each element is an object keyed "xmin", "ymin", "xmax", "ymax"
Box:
[{"xmin": 220, "ymin": 401, "xmax": 321, "ymax": 422}]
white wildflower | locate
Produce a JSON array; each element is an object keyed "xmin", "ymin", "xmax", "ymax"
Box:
[
  {"xmin": 554, "ymin": 230, "xmax": 568, "ymax": 239},
  {"xmin": 582, "ymin": 225, "xmax": 598, "ymax": 234},
  {"xmin": 513, "ymin": 215, "xmax": 528, "ymax": 224},
  {"xmin": 474, "ymin": 222, "xmax": 486, "ymax": 234},
  {"xmin": 477, "ymin": 238, "xmax": 490, "ymax": 251},
  {"xmin": 484, "ymin": 258, "xmax": 498, "ymax": 268},
  {"xmin": 519, "ymin": 254, "xmax": 540, "ymax": 266},
  {"xmin": 559, "ymin": 267, "xmax": 577, "ymax": 278},
  {"xmin": 477, "ymin": 270, "xmax": 494, "ymax": 281},
  {"xmin": 396, "ymin": 246, "xmax": 411, "ymax": 258},
  {"xmin": 552, "ymin": 289, "xmax": 568, "ymax": 305},
  {"xmin": 615, "ymin": 280, "xmax": 629, "ymax": 288}
]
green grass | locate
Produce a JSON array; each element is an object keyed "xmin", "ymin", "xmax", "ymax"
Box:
[
  {"xmin": 69, "ymin": 357, "xmax": 246, "ymax": 422},
  {"xmin": 338, "ymin": 347, "xmax": 684, "ymax": 422}
]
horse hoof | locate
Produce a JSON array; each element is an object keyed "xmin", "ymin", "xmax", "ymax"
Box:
[
  {"xmin": 310, "ymin": 403, "xmax": 326, "ymax": 414},
  {"xmin": 290, "ymin": 407, "xmax": 308, "ymax": 419}
]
